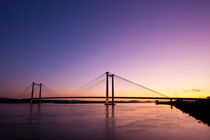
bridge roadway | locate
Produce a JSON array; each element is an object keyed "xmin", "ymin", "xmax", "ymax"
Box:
[{"xmin": 29, "ymin": 96, "xmax": 207, "ymax": 100}]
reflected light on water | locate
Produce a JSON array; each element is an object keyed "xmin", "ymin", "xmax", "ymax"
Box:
[{"xmin": 0, "ymin": 103, "xmax": 210, "ymax": 140}]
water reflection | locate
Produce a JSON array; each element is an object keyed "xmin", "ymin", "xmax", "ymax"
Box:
[
  {"xmin": 28, "ymin": 104, "xmax": 42, "ymax": 126},
  {"xmin": 0, "ymin": 103, "xmax": 210, "ymax": 140},
  {"xmin": 105, "ymin": 105, "xmax": 115, "ymax": 118},
  {"xmin": 105, "ymin": 105, "xmax": 115, "ymax": 139}
]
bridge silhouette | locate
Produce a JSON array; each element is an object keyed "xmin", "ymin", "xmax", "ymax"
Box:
[{"xmin": 15, "ymin": 72, "xmax": 207, "ymax": 105}]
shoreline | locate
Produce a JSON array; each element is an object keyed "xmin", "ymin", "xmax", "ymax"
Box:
[{"xmin": 157, "ymin": 100, "xmax": 210, "ymax": 126}]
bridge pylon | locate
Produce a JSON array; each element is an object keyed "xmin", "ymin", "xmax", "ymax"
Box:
[
  {"xmin": 105, "ymin": 72, "xmax": 115, "ymax": 105},
  {"xmin": 30, "ymin": 82, "xmax": 42, "ymax": 104}
]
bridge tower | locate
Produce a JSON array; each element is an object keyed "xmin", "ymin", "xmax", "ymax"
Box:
[
  {"xmin": 39, "ymin": 83, "xmax": 42, "ymax": 103},
  {"xmin": 30, "ymin": 82, "xmax": 35, "ymax": 104},
  {"xmin": 111, "ymin": 74, "xmax": 115, "ymax": 105},
  {"xmin": 30, "ymin": 82, "xmax": 42, "ymax": 104},
  {"xmin": 105, "ymin": 72, "xmax": 115, "ymax": 105}
]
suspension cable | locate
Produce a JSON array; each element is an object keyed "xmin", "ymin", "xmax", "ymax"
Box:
[{"xmin": 114, "ymin": 74, "xmax": 168, "ymax": 97}]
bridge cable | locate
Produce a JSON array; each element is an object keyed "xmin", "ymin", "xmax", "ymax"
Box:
[
  {"xmin": 15, "ymin": 83, "xmax": 32, "ymax": 99},
  {"xmin": 114, "ymin": 74, "xmax": 168, "ymax": 97},
  {"xmin": 69, "ymin": 73, "xmax": 105, "ymax": 96},
  {"xmin": 71, "ymin": 78, "xmax": 106, "ymax": 97},
  {"xmin": 42, "ymin": 84, "xmax": 63, "ymax": 97}
]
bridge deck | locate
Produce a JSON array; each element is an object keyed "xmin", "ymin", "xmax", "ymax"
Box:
[{"xmin": 28, "ymin": 96, "xmax": 208, "ymax": 100}]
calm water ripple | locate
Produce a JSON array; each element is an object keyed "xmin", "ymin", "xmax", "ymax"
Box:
[{"xmin": 0, "ymin": 103, "xmax": 210, "ymax": 140}]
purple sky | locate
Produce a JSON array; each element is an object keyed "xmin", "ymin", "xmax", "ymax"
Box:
[{"xmin": 1, "ymin": 0, "xmax": 210, "ymax": 98}]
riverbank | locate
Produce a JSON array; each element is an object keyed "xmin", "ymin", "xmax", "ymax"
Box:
[{"xmin": 157, "ymin": 99, "xmax": 210, "ymax": 126}]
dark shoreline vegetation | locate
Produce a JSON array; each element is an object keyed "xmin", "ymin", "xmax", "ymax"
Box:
[{"xmin": 157, "ymin": 100, "xmax": 210, "ymax": 126}]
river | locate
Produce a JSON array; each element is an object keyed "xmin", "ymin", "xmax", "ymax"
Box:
[{"xmin": 0, "ymin": 103, "xmax": 209, "ymax": 140}]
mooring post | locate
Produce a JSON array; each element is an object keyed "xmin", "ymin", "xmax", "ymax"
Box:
[
  {"xmin": 30, "ymin": 82, "xmax": 35, "ymax": 104},
  {"xmin": 105, "ymin": 72, "xmax": 109, "ymax": 104},
  {"xmin": 111, "ymin": 74, "xmax": 115, "ymax": 105},
  {"xmin": 39, "ymin": 83, "xmax": 42, "ymax": 103}
]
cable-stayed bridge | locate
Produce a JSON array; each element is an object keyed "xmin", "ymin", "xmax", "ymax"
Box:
[{"xmin": 14, "ymin": 72, "xmax": 208, "ymax": 105}]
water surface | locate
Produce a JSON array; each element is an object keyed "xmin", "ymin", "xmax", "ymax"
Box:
[{"xmin": 0, "ymin": 103, "xmax": 210, "ymax": 140}]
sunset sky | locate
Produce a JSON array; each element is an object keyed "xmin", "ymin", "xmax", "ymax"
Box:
[{"xmin": 1, "ymin": 0, "xmax": 210, "ymax": 98}]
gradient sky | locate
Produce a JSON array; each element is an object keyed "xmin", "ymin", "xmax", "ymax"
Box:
[{"xmin": 1, "ymin": 0, "xmax": 210, "ymax": 98}]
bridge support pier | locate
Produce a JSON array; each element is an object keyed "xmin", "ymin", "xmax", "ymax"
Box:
[
  {"xmin": 170, "ymin": 99, "xmax": 173, "ymax": 104},
  {"xmin": 170, "ymin": 98, "xmax": 173, "ymax": 109},
  {"xmin": 105, "ymin": 72, "xmax": 115, "ymax": 105}
]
